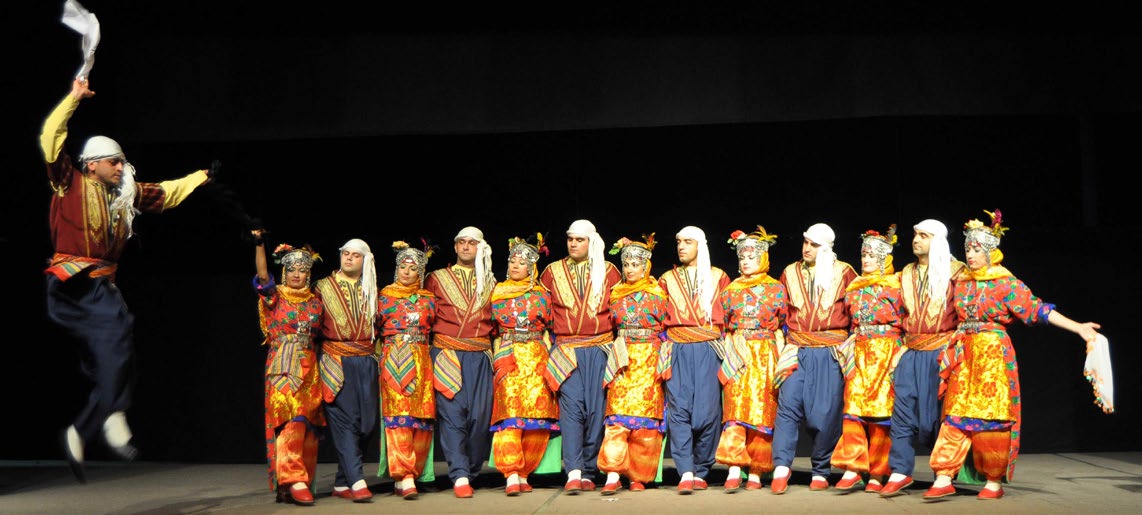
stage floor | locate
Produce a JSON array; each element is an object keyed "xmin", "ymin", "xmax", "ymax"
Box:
[{"xmin": 2, "ymin": 452, "xmax": 1138, "ymax": 514}]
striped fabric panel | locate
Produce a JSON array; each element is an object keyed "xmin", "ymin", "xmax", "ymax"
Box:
[
  {"xmin": 774, "ymin": 339, "xmax": 799, "ymax": 389},
  {"xmin": 543, "ymin": 344, "xmax": 578, "ymax": 392},
  {"xmin": 492, "ymin": 340, "xmax": 517, "ymax": 385},
  {"xmin": 268, "ymin": 339, "xmax": 303, "ymax": 392},
  {"xmin": 319, "ymin": 353, "xmax": 344, "ymax": 401},
  {"xmin": 830, "ymin": 336, "xmax": 857, "ymax": 381},
  {"xmin": 655, "ymin": 340, "xmax": 674, "ymax": 380},
  {"xmin": 383, "ymin": 343, "xmax": 416, "ymax": 394},
  {"xmin": 432, "ymin": 349, "xmax": 463, "ymax": 399},
  {"xmin": 718, "ymin": 333, "xmax": 748, "ymax": 385}
]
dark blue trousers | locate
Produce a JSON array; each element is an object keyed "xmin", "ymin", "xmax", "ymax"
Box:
[
  {"xmin": 325, "ymin": 355, "xmax": 379, "ymax": 487},
  {"xmin": 558, "ymin": 346, "xmax": 608, "ymax": 481},
  {"xmin": 888, "ymin": 347, "xmax": 942, "ymax": 476},
  {"xmin": 47, "ymin": 275, "xmax": 135, "ymax": 445},
  {"xmin": 431, "ymin": 348, "xmax": 494, "ymax": 483},
  {"xmin": 772, "ymin": 346, "xmax": 844, "ymax": 478},
  {"xmin": 664, "ymin": 341, "xmax": 723, "ymax": 478}
]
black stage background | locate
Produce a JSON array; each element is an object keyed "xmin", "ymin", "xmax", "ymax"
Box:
[{"xmin": 2, "ymin": 2, "xmax": 1139, "ymax": 463}]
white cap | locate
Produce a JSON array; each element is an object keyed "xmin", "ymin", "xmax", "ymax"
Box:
[
  {"xmin": 567, "ymin": 219, "xmax": 596, "ymax": 237},
  {"xmin": 78, "ymin": 135, "xmax": 125, "ymax": 163},
  {"xmin": 914, "ymin": 219, "xmax": 948, "ymax": 239},
  {"xmin": 455, "ymin": 226, "xmax": 484, "ymax": 241},
  {"xmin": 676, "ymin": 225, "xmax": 715, "ymax": 323},
  {"xmin": 803, "ymin": 223, "xmax": 835, "ymax": 248}
]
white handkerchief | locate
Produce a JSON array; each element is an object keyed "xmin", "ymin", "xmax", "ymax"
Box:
[
  {"xmin": 62, "ymin": 0, "xmax": 101, "ymax": 80},
  {"xmin": 1083, "ymin": 334, "xmax": 1115, "ymax": 414}
]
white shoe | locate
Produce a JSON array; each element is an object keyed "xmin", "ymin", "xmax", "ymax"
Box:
[
  {"xmin": 63, "ymin": 425, "xmax": 86, "ymax": 483},
  {"xmin": 103, "ymin": 412, "xmax": 138, "ymax": 461}
]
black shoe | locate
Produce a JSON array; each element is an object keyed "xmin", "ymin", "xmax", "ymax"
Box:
[{"xmin": 61, "ymin": 428, "xmax": 87, "ymax": 484}]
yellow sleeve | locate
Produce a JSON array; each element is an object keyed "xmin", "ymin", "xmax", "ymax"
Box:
[
  {"xmin": 40, "ymin": 95, "xmax": 80, "ymax": 163},
  {"xmin": 159, "ymin": 170, "xmax": 210, "ymax": 210}
]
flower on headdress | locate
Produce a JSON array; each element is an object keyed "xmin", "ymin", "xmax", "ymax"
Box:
[
  {"xmin": 643, "ymin": 232, "xmax": 657, "ymax": 251},
  {"xmin": 420, "ymin": 237, "xmax": 439, "ymax": 259},
  {"xmin": 609, "ymin": 237, "xmax": 634, "ymax": 255},
  {"xmin": 727, "ymin": 230, "xmax": 746, "ymax": 245},
  {"xmin": 536, "ymin": 232, "xmax": 550, "ymax": 256},
  {"xmin": 392, "ymin": 241, "xmax": 410, "ymax": 252},
  {"xmin": 964, "ymin": 219, "xmax": 986, "ymax": 230},
  {"xmin": 984, "ymin": 209, "xmax": 1010, "ymax": 237},
  {"xmin": 273, "ymin": 243, "xmax": 294, "ymax": 255},
  {"xmin": 862, "ymin": 224, "xmax": 897, "ymax": 246}
]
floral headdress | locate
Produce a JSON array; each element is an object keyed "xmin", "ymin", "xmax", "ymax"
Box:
[
  {"xmin": 964, "ymin": 209, "xmax": 1008, "ymax": 253},
  {"xmin": 609, "ymin": 232, "xmax": 656, "ymax": 264},
  {"xmin": 273, "ymin": 243, "xmax": 321, "ymax": 273},
  {"xmin": 392, "ymin": 238, "xmax": 435, "ymax": 286},
  {"xmin": 728, "ymin": 225, "xmax": 778, "ymax": 257}
]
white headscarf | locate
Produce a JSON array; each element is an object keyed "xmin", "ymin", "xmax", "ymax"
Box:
[
  {"xmin": 803, "ymin": 223, "xmax": 836, "ymax": 307},
  {"xmin": 914, "ymin": 219, "xmax": 952, "ymax": 306},
  {"xmin": 340, "ymin": 238, "xmax": 377, "ymax": 331},
  {"xmin": 677, "ymin": 225, "xmax": 714, "ymax": 322},
  {"xmin": 455, "ymin": 226, "xmax": 494, "ymax": 299},
  {"xmin": 80, "ymin": 135, "xmax": 138, "ymax": 237},
  {"xmin": 568, "ymin": 219, "xmax": 606, "ymax": 311}
]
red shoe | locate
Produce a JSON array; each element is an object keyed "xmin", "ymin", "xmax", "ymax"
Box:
[
  {"xmin": 581, "ymin": 479, "xmax": 596, "ymax": 492},
  {"xmin": 401, "ymin": 485, "xmax": 419, "ymax": 500},
  {"xmin": 864, "ymin": 480, "xmax": 882, "ymax": 493},
  {"xmin": 289, "ymin": 484, "xmax": 315, "ymax": 506},
  {"xmin": 770, "ymin": 475, "xmax": 789, "ymax": 495},
  {"xmin": 835, "ymin": 474, "xmax": 862, "ymax": 491},
  {"xmin": 454, "ymin": 484, "xmax": 474, "ymax": 498},
  {"xmin": 879, "ymin": 476, "xmax": 913, "ymax": 498},
  {"xmin": 977, "ymin": 487, "xmax": 1004, "ymax": 500},
  {"xmin": 678, "ymin": 479, "xmax": 694, "ymax": 494},
  {"xmin": 331, "ymin": 488, "xmax": 352, "ymax": 500},
  {"xmin": 809, "ymin": 478, "xmax": 829, "ymax": 491},
  {"xmin": 923, "ymin": 484, "xmax": 956, "ymax": 500},
  {"xmin": 745, "ymin": 479, "xmax": 763, "ymax": 490},
  {"xmin": 505, "ymin": 483, "xmax": 521, "ymax": 496},
  {"xmin": 601, "ymin": 481, "xmax": 621, "ymax": 495},
  {"xmin": 520, "ymin": 482, "xmax": 533, "ymax": 493},
  {"xmin": 724, "ymin": 477, "xmax": 742, "ymax": 492},
  {"xmin": 564, "ymin": 478, "xmax": 582, "ymax": 494},
  {"xmin": 629, "ymin": 481, "xmax": 646, "ymax": 492},
  {"xmin": 350, "ymin": 486, "xmax": 373, "ymax": 502},
  {"xmin": 693, "ymin": 478, "xmax": 708, "ymax": 490}
]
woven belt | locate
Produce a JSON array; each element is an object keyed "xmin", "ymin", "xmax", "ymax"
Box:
[
  {"xmin": 501, "ymin": 330, "xmax": 545, "ymax": 343},
  {"xmin": 618, "ymin": 328, "xmax": 657, "ymax": 338},
  {"xmin": 737, "ymin": 328, "xmax": 775, "ymax": 339},
  {"xmin": 856, "ymin": 324, "xmax": 895, "ymax": 336},
  {"xmin": 957, "ymin": 321, "xmax": 1004, "ymax": 334},
  {"xmin": 385, "ymin": 333, "xmax": 427, "ymax": 344}
]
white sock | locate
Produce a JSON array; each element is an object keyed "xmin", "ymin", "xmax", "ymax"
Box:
[
  {"xmin": 520, "ymin": 476, "xmax": 529, "ymax": 485},
  {"xmin": 507, "ymin": 473, "xmax": 520, "ymax": 487},
  {"xmin": 727, "ymin": 466, "xmax": 742, "ymax": 479},
  {"xmin": 103, "ymin": 412, "xmax": 133, "ymax": 448},
  {"xmin": 748, "ymin": 473, "xmax": 761, "ymax": 484},
  {"xmin": 984, "ymin": 480, "xmax": 1002, "ymax": 491},
  {"xmin": 568, "ymin": 469, "xmax": 582, "ymax": 481},
  {"xmin": 66, "ymin": 425, "xmax": 84, "ymax": 462},
  {"xmin": 680, "ymin": 471, "xmax": 694, "ymax": 482},
  {"xmin": 333, "ymin": 485, "xmax": 349, "ymax": 492},
  {"xmin": 352, "ymin": 479, "xmax": 367, "ymax": 491},
  {"xmin": 933, "ymin": 475, "xmax": 952, "ymax": 488},
  {"xmin": 888, "ymin": 472, "xmax": 908, "ymax": 483},
  {"xmin": 812, "ymin": 475, "xmax": 827, "ymax": 483},
  {"xmin": 606, "ymin": 472, "xmax": 621, "ymax": 485},
  {"xmin": 841, "ymin": 470, "xmax": 859, "ymax": 481},
  {"xmin": 291, "ymin": 482, "xmax": 309, "ymax": 491},
  {"xmin": 773, "ymin": 466, "xmax": 790, "ymax": 479},
  {"xmin": 455, "ymin": 476, "xmax": 470, "ymax": 487}
]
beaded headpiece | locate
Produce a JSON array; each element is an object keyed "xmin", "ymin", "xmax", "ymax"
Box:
[
  {"xmin": 609, "ymin": 232, "xmax": 657, "ymax": 264},
  {"xmin": 861, "ymin": 224, "xmax": 897, "ymax": 262},
  {"xmin": 392, "ymin": 238, "xmax": 437, "ymax": 286},
  {"xmin": 508, "ymin": 233, "xmax": 549, "ymax": 265},
  {"xmin": 963, "ymin": 209, "xmax": 1008, "ymax": 254},
  {"xmin": 273, "ymin": 244, "xmax": 321, "ymax": 274},
  {"xmin": 729, "ymin": 225, "xmax": 778, "ymax": 258}
]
